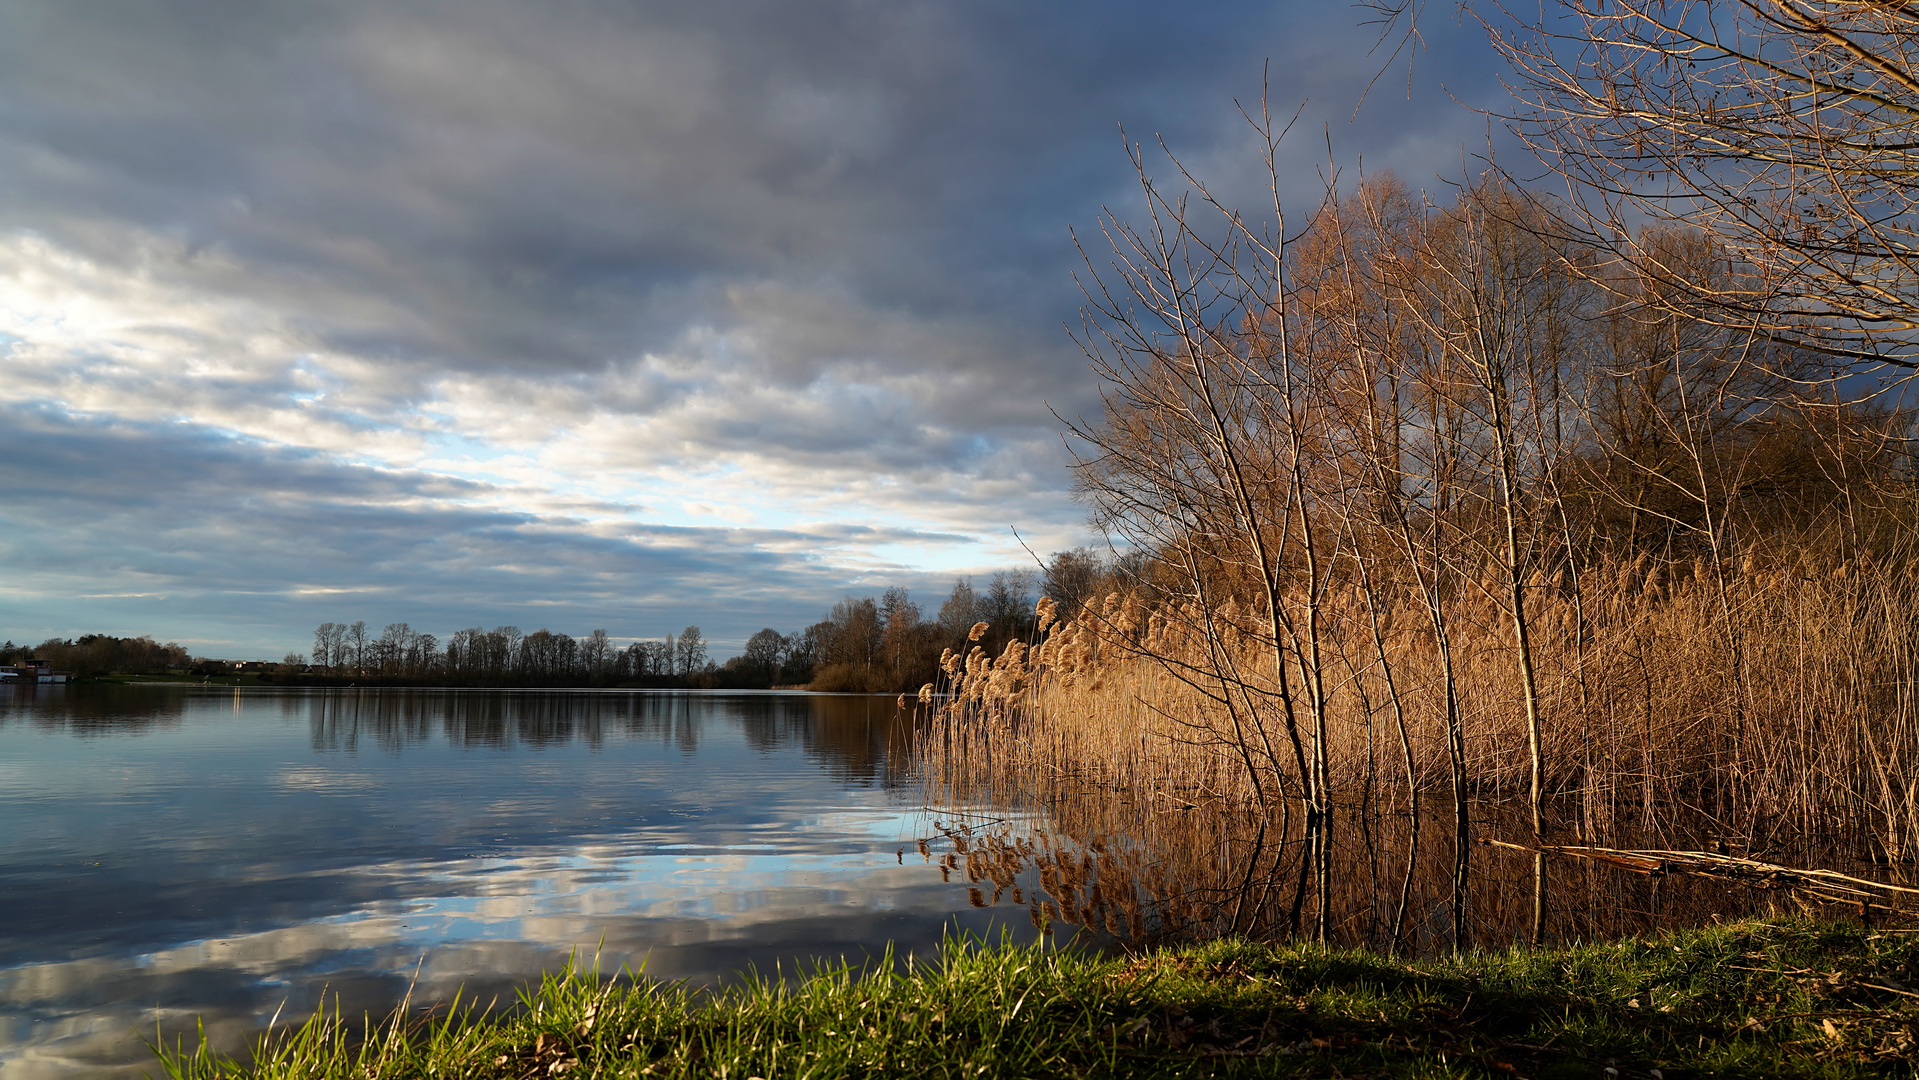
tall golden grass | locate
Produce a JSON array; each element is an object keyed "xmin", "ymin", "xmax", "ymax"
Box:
[{"xmin": 919, "ymin": 544, "xmax": 1919, "ymax": 855}]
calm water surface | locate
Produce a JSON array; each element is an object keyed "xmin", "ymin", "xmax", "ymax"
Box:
[
  {"xmin": 0, "ymin": 686, "xmax": 1030, "ymax": 1080},
  {"xmin": 3, "ymin": 684, "xmax": 1885, "ymax": 1079}
]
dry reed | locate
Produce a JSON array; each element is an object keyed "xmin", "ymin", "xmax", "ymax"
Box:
[{"xmin": 918, "ymin": 544, "xmax": 1919, "ymax": 858}]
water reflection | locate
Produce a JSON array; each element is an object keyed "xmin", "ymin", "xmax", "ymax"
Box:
[
  {"xmin": 4, "ymin": 683, "xmax": 1900, "ymax": 1080},
  {"xmin": 295, "ymin": 690, "xmax": 912, "ymax": 781},
  {"xmin": 916, "ymin": 784, "xmax": 1896, "ymax": 957},
  {"xmin": 0, "ymin": 686, "xmax": 995, "ymax": 1080}
]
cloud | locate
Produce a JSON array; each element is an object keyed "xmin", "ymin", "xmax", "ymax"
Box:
[
  {"xmin": 0, "ymin": 0, "xmax": 1517, "ymax": 654},
  {"xmin": 0, "ymin": 405, "xmax": 979, "ymax": 651}
]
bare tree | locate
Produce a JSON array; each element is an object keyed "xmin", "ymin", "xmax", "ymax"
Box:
[
  {"xmin": 582, "ymin": 628, "xmax": 613, "ymax": 683},
  {"xmin": 1066, "ymin": 90, "xmax": 1343, "ymax": 811},
  {"xmin": 741, "ymin": 628, "xmax": 786, "ymax": 683},
  {"xmin": 377, "ymin": 623, "xmax": 414, "ymax": 676},
  {"xmin": 1489, "ymin": 1, "xmax": 1919, "ymax": 380},
  {"xmin": 1392, "ymin": 182, "xmax": 1581, "ymax": 834},
  {"xmin": 344, "ymin": 620, "xmax": 368, "ymax": 676},
  {"xmin": 312, "ymin": 623, "xmax": 344, "ymax": 674},
  {"xmin": 675, "ymin": 626, "xmax": 707, "ymax": 678}
]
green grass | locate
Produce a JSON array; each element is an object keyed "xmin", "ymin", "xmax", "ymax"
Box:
[{"xmin": 153, "ymin": 919, "xmax": 1919, "ymax": 1079}]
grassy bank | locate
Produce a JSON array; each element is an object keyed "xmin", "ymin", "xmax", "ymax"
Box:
[{"xmin": 157, "ymin": 919, "xmax": 1917, "ymax": 1079}]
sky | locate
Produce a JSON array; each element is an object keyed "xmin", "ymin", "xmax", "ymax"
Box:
[{"xmin": 0, "ymin": 0, "xmax": 1515, "ymax": 659}]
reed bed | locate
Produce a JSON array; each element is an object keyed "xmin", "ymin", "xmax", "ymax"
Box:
[{"xmin": 919, "ymin": 547, "xmax": 1919, "ymax": 856}]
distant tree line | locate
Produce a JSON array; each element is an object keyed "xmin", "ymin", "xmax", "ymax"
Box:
[
  {"xmin": 290, "ymin": 559, "xmax": 1128, "ymax": 694},
  {"xmin": 0, "ymin": 635, "xmax": 194, "ymax": 676},
  {"xmin": 2, "ymin": 557, "xmax": 1132, "ymax": 691},
  {"xmin": 303, "ymin": 622, "xmax": 721, "ymax": 687}
]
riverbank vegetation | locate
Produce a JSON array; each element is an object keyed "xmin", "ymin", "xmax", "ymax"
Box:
[
  {"xmin": 801, "ymin": 574, "xmax": 1042, "ymax": 694},
  {"xmin": 156, "ymin": 918, "xmax": 1919, "ymax": 1079},
  {"xmin": 920, "ymin": 2, "xmax": 1919, "ymax": 867}
]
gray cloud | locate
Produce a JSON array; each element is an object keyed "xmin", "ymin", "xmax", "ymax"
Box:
[{"xmin": 0, "ymin": 1, "xmax": 1516, "ymax": 654}]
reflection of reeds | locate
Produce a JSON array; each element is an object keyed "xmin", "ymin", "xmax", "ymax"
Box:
[
  {"xmin": 914, "ymin": 562, "xmax": 1919, "ymax": 952},
  {"xmin": 921, "ymin": 554, "xmax": 1919, "ymax": 854},
  {"xmin": 914, "ymin": 779, "xmax": 1873, "ymax": 955}
]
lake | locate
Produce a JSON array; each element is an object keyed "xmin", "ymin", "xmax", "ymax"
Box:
[
  {"xmin": 0, "ymin": 685, "xmax": 1034, "ymax": 1080},
  {"xmin": 0, "ymin": 683, "xmax": 1873, "ymax": 1079}
]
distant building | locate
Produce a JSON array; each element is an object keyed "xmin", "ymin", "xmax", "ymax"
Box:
[{"xmin": 0, "ymin": 660, "xmax": 69, "ymax": 684}]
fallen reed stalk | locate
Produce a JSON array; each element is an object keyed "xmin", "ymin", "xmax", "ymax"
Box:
[{"xmin": 1479, "ymin": 838, "xmax": 1919, "ymax": 912}]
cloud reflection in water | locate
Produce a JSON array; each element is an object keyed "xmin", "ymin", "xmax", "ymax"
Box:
[{"xmin": 0, "ymin": 687, "xmax": 1032, "ymax": 1080}]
